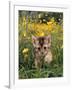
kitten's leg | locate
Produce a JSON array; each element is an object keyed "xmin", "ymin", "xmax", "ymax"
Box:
[
  {"xmin": 35, "ymin": 59, "xmax": 38, "ymax": 68},
  {"xmin": 44, "ymin": 51, "xmax": 52, "ymax": 64},
  {"xmin": 34, "ymin": 52, "xmax": 40, "ymax": 68},
  {"xmin": 35, "ymin": 58, "xmax": 41, "ymax": 69}
]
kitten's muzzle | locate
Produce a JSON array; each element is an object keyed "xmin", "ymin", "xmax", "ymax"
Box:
[{"xmin": 41, "ymin": 52, "xmax": 44, "ymax": 54}]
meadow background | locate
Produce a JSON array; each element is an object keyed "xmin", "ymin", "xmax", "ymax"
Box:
[{"xmin": 18, "ymin": 11, "xmax": 63, "ymax": 79}]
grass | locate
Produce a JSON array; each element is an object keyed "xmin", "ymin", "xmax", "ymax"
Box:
[{"xmin": 19, "ymin": 32, "xmax": 63, "ymax": 79}]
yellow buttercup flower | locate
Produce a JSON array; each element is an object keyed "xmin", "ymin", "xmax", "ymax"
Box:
[
  {"xmin": 47, "ymin": 22, "xmax": 53, "ymax": 25},
  {"xmin": 23, "ymin": 32, "xmax": 26, "ymax": 37},
  {"xmin": 40, "ymin": 32, "xmax": 44, "ymax": 36},
  {"xmin": 37, "ymin": 31, "xmax": 44, "ymax": 36},
  {"xmin": 22, "ymin": 48, "xmax": 29, "ymax": 53}
]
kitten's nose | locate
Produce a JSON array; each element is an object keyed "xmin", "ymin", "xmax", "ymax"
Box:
[{"xmin": 41, "ymin": 52, "xmax": 43, "ymax": 54}]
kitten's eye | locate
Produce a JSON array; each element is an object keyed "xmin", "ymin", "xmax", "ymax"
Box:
[
  {"xmin": 44, "ymin": 46, "xmax": 46, "ymax": 50},
  {"xmin": 38, "ymin": 47, "xmax": 40, "ymax": 51}
]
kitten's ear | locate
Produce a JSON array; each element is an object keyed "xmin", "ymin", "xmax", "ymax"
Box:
[
  {"xmin": 48, "ymin": 35, "xmax": 51, "ymax": 43},
  {"xmin": 32, "ymin": 36, "xmax": 37, "ymax": 46},
  {"xmin": 46, "ymin": 35, "xmax": 51, "ymax": 46}
]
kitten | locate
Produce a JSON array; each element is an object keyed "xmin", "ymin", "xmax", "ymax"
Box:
[{"xmin": 32, "ymin": 35, "xmax": 52, "ymax": 68}]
